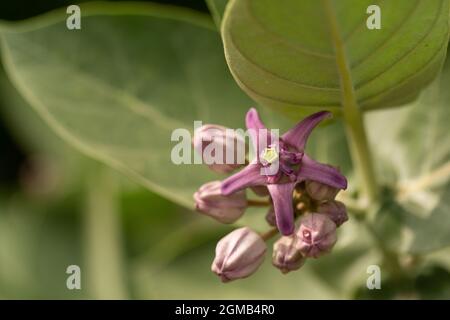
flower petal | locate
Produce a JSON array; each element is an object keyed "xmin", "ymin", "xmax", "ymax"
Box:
[
  {"xmin": 298, "ymin": 154, "xmax": 347, "ymax": 189},
  {"xmin": 245, "ymin": 108, "xmax": 277, "ymax": 156},
  {"xmin": 221, "ymin": 163, "xmax": 266, "ymax": 195},
  {"xmin": 246, "ymin": 108, "xmax": 266, "ymax": 131},
  {"xmin": 267, "ymin": 183, "xmax": 296, "ymax": 235},
  {"xmin": 282, "ymin": 111, "xmax": 332, "ymax": 151}
]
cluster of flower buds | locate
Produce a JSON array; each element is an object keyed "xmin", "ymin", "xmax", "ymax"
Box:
[{"xmin": 193, "ymin": 108, "xmax": 348, "ymax": 282}]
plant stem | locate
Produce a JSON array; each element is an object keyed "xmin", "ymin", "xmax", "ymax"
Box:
[
  {"xmin": 397, "ymin": 162, "xmax": 450, "ymax": 199},
  {"xmin": 205, "ymin": 0, "xmax": 223, "ymax": 29},
  {"xmin": 344, "ymin": 111, "xmax": 379, "ymax": 205},
  {"xmin": 83, "ymin": 168, "xmax": 128, "ymax": 299},
  {"xmin": 247, "ymin": 199, "xmax": 271, "ymax": 207},
  {"xmin": 260, "ymin": 227, "xmax": 279, "ymax": 241},
  {"xmin": 363, "ymin": 220, "xmax": 403, "ymax": 277},
  {"xmin": 323, "ymin": 0, "xmax": 379, "ymax": 206}
]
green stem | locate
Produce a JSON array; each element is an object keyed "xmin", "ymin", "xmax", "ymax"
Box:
[
  {"xmin": 83, "ymin": 168, "xmax": 128, "ymax": 299},
  {"xmin": 247, "ymin": 199, "xmax": 270, "ymax": 207},
  {"xmin": 260, "ymin": 227, "xmax": 279, "ymax": 241},
  {"xmin": 344, "ymin": 111, "xmax": 379, "ymax": 205},
  {"xmin": 363, "ymin": 220, "xmax": 403, "ymax": 277},
  {"xmin": 205, "ymin": 0, "xmax": 223, "ymax": 29},
  {"xmin": 323, "ymin": 0, "xmax": 379, "ymax": 205}
]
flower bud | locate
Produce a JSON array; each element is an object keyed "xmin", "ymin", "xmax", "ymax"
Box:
[
  {"xmin": 305, "ymin": 180, "xmax": 339, "ymax": 201},
  {"xmin": 317, "ymin": 200, "xmax": 348, "ymax": 227},
  {"xmin": 194, "ymin": 181, "xmax": 247, "ymax": 224},
  {"xmin": 265, "ymin": 206, "xmax": 276, "ymax": 226},
  {"xmin": 211, "ymin": 227, "xmax": 266, "ymax": 282},
  {"xmin": 193, "ymin": 124, "xmax": 245, "ymax": 174},
  {"xmin": 295, "ymin": 213, "xmax": 337, "ymax": 258},
  {"xmin": 250, "ymin": 185, "xmax": 270, "ymax": 197},
  {"xmin": 272, "ymin": 235, "xmax": 306, "ymax": 274}
]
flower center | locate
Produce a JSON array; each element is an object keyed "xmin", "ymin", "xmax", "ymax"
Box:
[
  {"xmin": 303, "ymin": 230, "xmax": 312, "ymax": 242},
  {"xmin": 260, "ymin": 147, "xmax": 279, "ymax": 165}
]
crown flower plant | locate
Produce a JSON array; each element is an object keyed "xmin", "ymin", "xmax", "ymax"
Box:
[
  {"xmin": 0, "ymin": 0, "xmax": 446, "ymax": 300},
  {"xmin": 193, "ymin": 108, "xmax": 349, "ymax": 282}
]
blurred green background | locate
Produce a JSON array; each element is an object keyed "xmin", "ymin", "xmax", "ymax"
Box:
[{"xmin": 0, "ymin": 0, "xmax": 449, "ymax": 299}]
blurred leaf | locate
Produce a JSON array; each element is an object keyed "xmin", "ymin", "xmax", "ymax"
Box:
[
  {"xmin": 308, "ymin": 217, "xmax": 381, "ymax": 297},
  {"xmin": 132, "ymin": 241, "xmax": 342, "ymax": 299},
  {"xmin": 366, "ymin": 54, "xmax": 450, "ymax": 254},
  {"xmin": 205, "ymin": 0, "xmax": 228, "ymax": 27},
  {"xmin": 0, "ymin": 66, "xmax": 88, "ymax": 195},
  {"xmin": 222, "ymin": 0, "xmax": 449, "ymax": 116},
  {"xmin": 0, "ymin": 67, "xmax": 66, "ymax": 154},
  {"xmin": 355, "ymin": 264, "xmax": 450, "ymax": 299},
  {"xmin": 415, "ymin": 265, "xmax": 450, "ymax": 299},
  {"xmin": 0, "ymin": 2, "xmax": 258, "ymax": 208},
  {"xmin": 424, "ymin": 247, "xmax": 450, "ymax": 272},
  {"xmin": 0, "ymin": 194, "xmax": 86, "ymax": 299},
  {"xmin": 128, "ymin": 216, "xmax": 380, "ymax": 299},
  {"xmin": 0, "ymin": 1, "xmax": 346, "ymax": 209}
]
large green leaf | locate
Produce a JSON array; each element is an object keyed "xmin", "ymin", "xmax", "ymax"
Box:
[
  {"xmin": 366, "ymin": 52, "xmax": 450, "ymax": 254},
  {"xmin": 0, "ymin": 67, "xmax": 90, "ymax": 195},
  {"xmin": 0, "ymin": 1, "xmax": 351, "ymax": 208},
  {"xmin": 0, "ymin": 2, "xmax": 258, "ymax": 208},
  {"xmin": 222, "ymin": 0, "xmax": 449, "ymax": 115}
]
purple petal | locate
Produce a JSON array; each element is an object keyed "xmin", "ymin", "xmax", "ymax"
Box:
[
  {"xmin": 282, "ymin": 111, "xmax": 332, "ymax": 151},
  {"xmin": 245, "ymin": 108, "xmax": 277, "ymax": 155},
  {"xmin": 298, "ymin": 154, "xmax": 347, "ymax": 189},
  {"xmin": 221, "ymin": 163, "xmax": 266, "ymax": 195},
  {"xmin": 267, "ymin": 183, "xmax": 296, "ymax": 235},
  {"xmin": 246, "ymin": 108, "xmax": 266, "ymax": 131}
]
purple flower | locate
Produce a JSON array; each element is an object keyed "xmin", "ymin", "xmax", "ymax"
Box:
[
  {"xmin": 211, "ymin": 227, "xmax": 266, "ymax": 282},
  {"xmin": 221, "ymin": 108, "xmax": 347, "ymax": 235},
  {"xmin": 193, "ymin": 124, "xmax": 245, "ymax": 174},
  {"xmin": 305, "ymin": 179, "xmax": 339, "ymax": 201},
  {"xmin": 295, "ymin": 213, "xmax": 337, "ymax": 258},
  {"xmin": 317, "ymin": 200, "xmax": 348, "ymax": 227},
  {"xmin": 272, "ymin": 235, "xmax": 306, "ymax": 274},
  {"xmin": 194, "ymin": 181, "xmax": 247, "ymax": 223}
]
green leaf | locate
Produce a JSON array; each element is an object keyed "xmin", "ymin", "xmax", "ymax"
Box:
[
  {"xmin": 367, "ymin": 52, "xmax": 450, "ymax": 254},
  {"xmin": 0, "ymin": 66, "xmax": 95, "ymax": 197},
  {"xmin": 415, "ymin": 266, "xmax": 450, "ymax": 299},
  {"xmin": 222, "ymin": 0, "xmax": 449, "ymax": 115},
  {"xmin": 0, "ymin": 194, "xmax": 86, "ymax": 299},
  {"xmin": 0, "ymin": 2, "xmax": 257, "ymax": 208},
  {"xmin": 205, "ymin": 0, "xmax": 228, "ymax": 28},
  {"xmin": 0, "ymin": 67, "xmax": 66, "ymax": 154}
]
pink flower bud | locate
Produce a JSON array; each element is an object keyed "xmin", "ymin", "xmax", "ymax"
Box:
[
  {"xmin": 211, "ymin": 227, "xmax": 266, "ymax": 282},
  {"xmin": 193, "ymin": 124, "xmax": 245, "ymax": 174},
  {"xmin": 305, "ymin": 180, "xmax": 339, "ymax": 201},
  {"xmin": 272, "ymin": 235, "xmax": 306, "ymax": 274},
  {"xmin": 265, "ymin": 206, "xmax": 276, "ymax": 226},
  {"xmin": 317, "ymin": 201, "xmax": 348, "ymax": 227},
  {"xmin": 194, "ymin": 181, "xmax": 247, "ymax": 224},
  {"xmin": 295, "ymin": 213, "xmax": 337, "ymax": 258}
]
